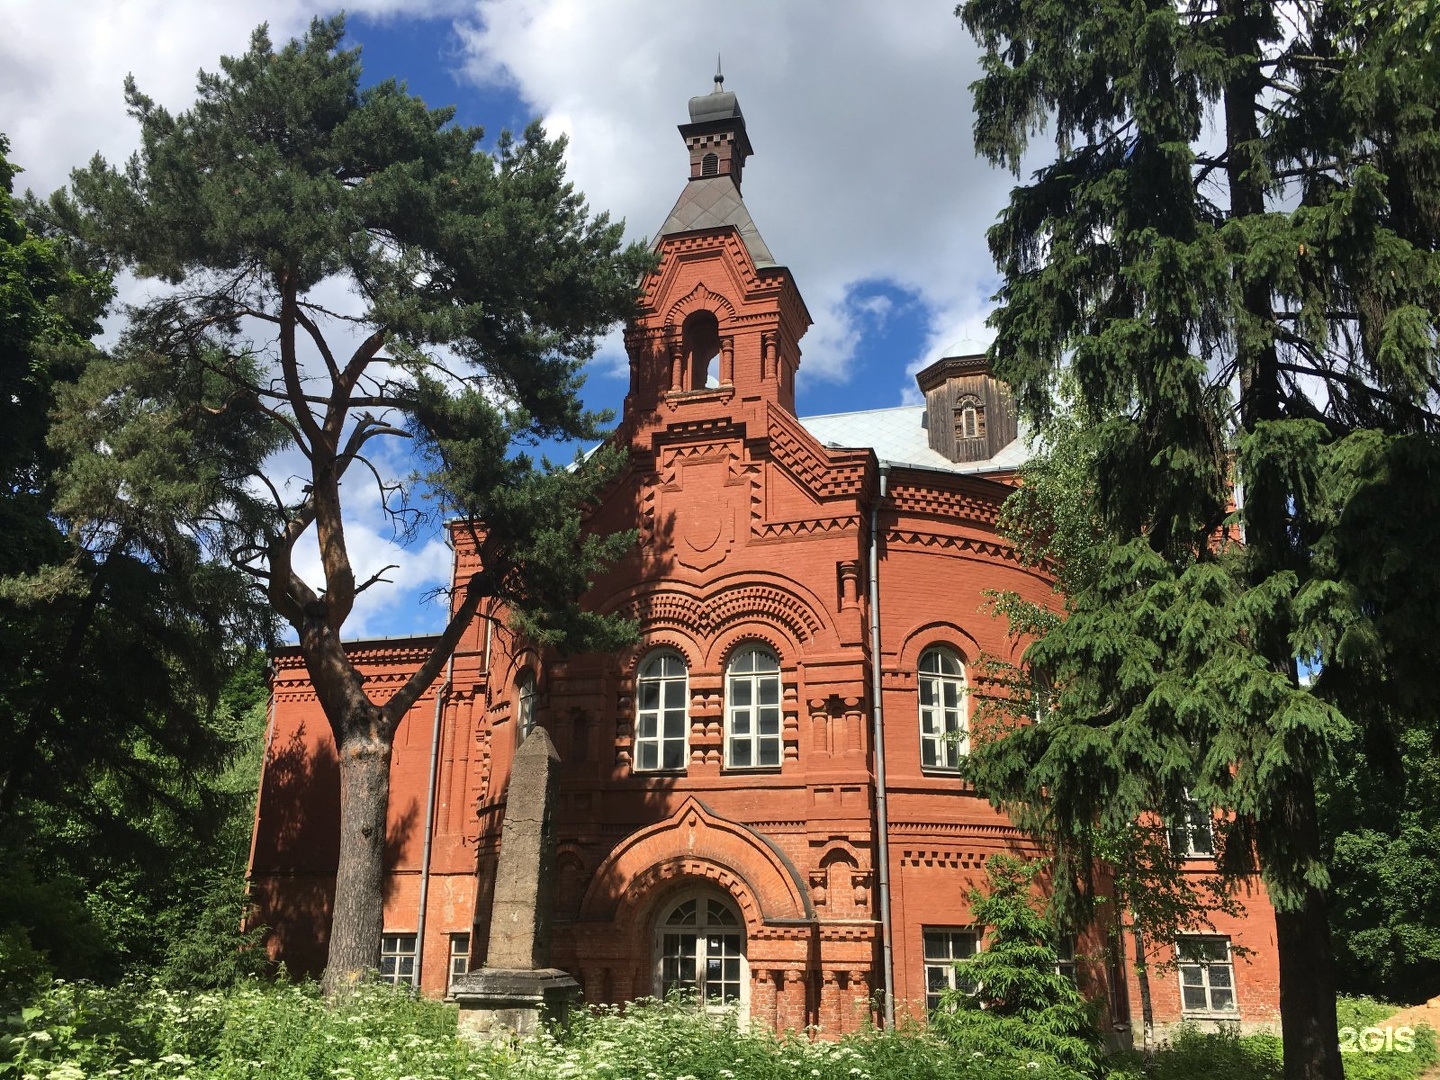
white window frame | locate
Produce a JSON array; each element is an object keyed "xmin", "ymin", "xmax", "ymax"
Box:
[
  {"xmin": 724, "ymin": 646, "xmax": 783, "ymax": 770},
  {"xmin": 448, "ymin": 932, "xmax": 470, "ymax": 991},
  {"xmin": 1055, "ymin": 935, "xmax": 1078, "ymax": 985},
  {"xmin": 923, "ymin": 927, "xmax": 980, "ymax": 1012},
  {"xmin": 517, "ymin": 669, "xmax": 537, "ymax": 740},
  {"xmin": 378, "ymin": 933, "xmax": 418, "ymax": 987},
  {"xmin": 918, "ymin": 647, "xmax": 968, "ymax": 771},
  {"xmin": 1176, "ymin": 936, "xmax": 1238, "ymax": 1014},
  {"xmin": 1168, "ymin": 794, "xmax": 1216, "ymax": 858},
  {"xmin": 654, "ymin": 892, "xmax": 748, "ymax": 1019},
  {"xmin": 635, "ymin": 649, "xmax": 690, "ymax": 772}
]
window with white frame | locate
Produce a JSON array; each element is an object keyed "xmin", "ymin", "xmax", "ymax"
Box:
[
  {"xmin": 725, "ymin": 646, "xmax": 782, "ymax": 769},
  {"xmin": 1055, "ymin": 935, "xmax": 1078, "ymax": 985},
  {"xmin": 1177, "ymin": 936, "xmax": 1237, "ymax": 1013},
  {"xmin": 656, "ymin": 894, "xmax": 747, "ymax": 1014},
  {"xmin": 923, "ymin": 928, "xmax": 980, "ymax": 1012},
  {"xmin": 1168, "ymin": 795, "xmax": 1215, "ymax": 858},
  {"xmin": 448, "ymin": 933, "xmax": 470, "ymax": 990},
  {"xmin": 635, "ymin": 650, "xmax": 689, "ymax": 771},
  {"xmin": 517, "ymin": 669, "xmax": 537, "ymax": 739},
  {"xmin": 918, "ymin": 647, "xmax": 967, "ymax": 770},
  {"xmin": 378, "ymin": 933, "xmax": 417, "ymax": 987}
]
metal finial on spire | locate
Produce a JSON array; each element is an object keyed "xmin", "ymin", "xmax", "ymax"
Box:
[{"xmin": 714, "ymin": 55, "xmax": 724, "ymax": 92}]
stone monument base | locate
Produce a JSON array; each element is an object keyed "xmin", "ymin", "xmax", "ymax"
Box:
[{"xmin": 452, "ymin": 968, "xmax": 580, "ymax": 1037}]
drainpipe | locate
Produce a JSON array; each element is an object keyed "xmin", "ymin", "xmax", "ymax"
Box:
[
  {"xmin": 416, "ymin": 537, "xmax": 461, "ymax": 991},
  {"xmin": 868, "ymin": 463, "xmax": 896, "ymax": 1026},
  {"xmin": 413, "ymin": 652, "xmax": 452, "ymax": 992}
]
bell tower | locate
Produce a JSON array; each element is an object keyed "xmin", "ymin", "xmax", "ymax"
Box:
[{"xmin": 623, "ymin": 72, "xmax": 811, "ymax": 436}]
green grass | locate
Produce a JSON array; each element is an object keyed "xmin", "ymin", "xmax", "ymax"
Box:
[{"xmin": 1, "ymin": 982, "xmax": 1434, "ymax": 1080}]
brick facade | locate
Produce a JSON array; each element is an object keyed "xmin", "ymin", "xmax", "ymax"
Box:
[{"xmin": 247, "ymin": 82, "xmax": 1282, "ymax": 1041}]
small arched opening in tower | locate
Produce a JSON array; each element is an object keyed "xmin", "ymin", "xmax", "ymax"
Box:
[{"xmin": 682, "ymin": 309, "xmax": 721, "ymax": 390}]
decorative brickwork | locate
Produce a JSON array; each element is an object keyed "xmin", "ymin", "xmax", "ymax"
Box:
[{"xmin": 247, "ymin": 87, "xmax": 1282, "ymax": 1041}]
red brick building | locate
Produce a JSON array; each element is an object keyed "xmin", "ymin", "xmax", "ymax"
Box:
[{"xmin": 248, "ymin": 79, "xmax": 1281, "ymax": 1038}]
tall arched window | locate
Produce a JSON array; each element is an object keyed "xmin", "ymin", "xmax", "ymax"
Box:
[
  {"xmin": 955, "ymin": 396, "xmax": 986, "ymax": 441},
  {"xmin": 701, "ymin": 152, "xmax": 719, "ymax": 177},
  {"xmin": 516, "ymin": 669, "xmax": 537, "ymax": 740},
  {"xmin": 635, "ymin": 650, "xmax": 689, "ymax": 771},
  {"xmin": 725, "ymin": 646, "xmax": 781, "ymax": 769},
  {"xmin": 918, "ymin": 647, "xmax": 967, "ymax": 770},
  {"xmin": 656, "ymin": 893, "xmax": 746, "ymax": 1014},
  {"xmin": 681, "ymin": 310, "xmax": 721, "ymax": 390}
]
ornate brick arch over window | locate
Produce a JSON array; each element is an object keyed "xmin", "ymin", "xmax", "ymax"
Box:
[
  {"xmin": 655, "ymin": 890, "xmax": 747, "ymax": 1016},
  {"xmin": 725, "ymin": 645, "xmax": 782, "ymax": 769},
  {"xmin": 635, "ymin": 649, "xmax": 689, "ymax": 772},
  {"xmin": 918, "ymin": 647, "xmax": 967, "ymax": 770}
]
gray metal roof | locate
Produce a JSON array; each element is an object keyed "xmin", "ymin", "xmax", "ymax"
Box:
[
  {"xmin": 799, "ymin": 404, "xmax": 1030, "ymax": 476},
  {"xmin": 654, "ymin": 176, "xmax": 776, "ymax": 268}
]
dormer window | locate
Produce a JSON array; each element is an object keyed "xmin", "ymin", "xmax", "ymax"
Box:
[
  {"xmin": 702, "ymin": 152, "xmax": 719, "ymax": 177},
  {"xmin": 955, "ymin": 397, "xmax": 986, "ymax": 441}
]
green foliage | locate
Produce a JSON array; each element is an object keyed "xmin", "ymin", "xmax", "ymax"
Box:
[
  {"xmin": 55, "ymin": 14, "xmax": 651, "ymax": 650},
  {"xmin": 958, "ymin": 0, "xmax": 1440, "ymax": 1066},
  {"xmin": 0, "ymin": 981, "xmax": 1087, "ymax": 1080},
  {"xmin": 0, "ymin": 134, "xmax": 276, "ymax": 987},
  {"xmin": 47, "ymin": 15, "xmax": 651, "ymax": 985},
  {"xmin": 4, "ymin": 980, "xmax": 1434, "ymax": 1080},
  {"xmin": 1322, "ymin": 722, "xmax": 1440, "ymax": 1002},
  {"xmin": 930, "ymin": 856, "xmax": 1104, "ymax": 1078}
]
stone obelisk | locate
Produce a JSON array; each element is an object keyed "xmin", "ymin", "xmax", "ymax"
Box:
[{"xmin": 453, "ymin": 727, "xmax": 579, "ymax": 1035}]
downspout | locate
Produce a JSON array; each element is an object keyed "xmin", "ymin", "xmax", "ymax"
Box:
[
  {"xmin": 868, "ymin": 463, "xmax": 896, "ymax": 1026},
  {"xmin": 413, "ymin": 653, "xmax": 452, "ymax": 991},
  {"xmin": 415, "ymin": 535, "xmax": 460, "ymax": 991}
]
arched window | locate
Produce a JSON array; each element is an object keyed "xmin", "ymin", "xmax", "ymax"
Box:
[
  {"xmin": 635, "ymin": 650, "xmax": 689, "ymax": 771},
  {"xmin": 701, "ymin": 152, "xmax": 719, "ymax": 177},
  {"xmin": 918, "ymin": 647, "xmax": 967, "ymax": 769},
  {"xmin": 955, "ymin": 397, "xmax": 986, "ymax": 441},
  {"xmin": 656, "ymin": 893, "xmax": 746, "ymax": 1013},
  {"xmin": 725, "ymin": 646, "xmax": 781, "ymax": 769},
  {"xmin": 516, "ymin": 669, "xmax": 537, "ymax": 740},
  {"xmin": 681, "ymin": 309, "xmax": 721, "ymax": 390}
]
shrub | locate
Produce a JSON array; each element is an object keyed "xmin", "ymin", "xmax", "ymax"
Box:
[{"xmin": 928, "ymin": 855, "xmax": 1104, "ymax": 1079}]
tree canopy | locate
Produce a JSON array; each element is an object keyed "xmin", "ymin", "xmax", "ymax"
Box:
[
  {"xmin": 52, "ymin": 16, "xmax": 650, "ymax": 992},
  {"xmin": 956, "ymin": 0, "xmax": 1440, "ymax": 1074}
]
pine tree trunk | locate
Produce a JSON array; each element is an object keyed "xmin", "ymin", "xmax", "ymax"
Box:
[
  {"xmin": 1276, "ymin": 887, "xmax": 1343, "ymax": 1080},
  {"xmin": 320, "ymin": 711, "xmax": 394, "ymax": 997}
]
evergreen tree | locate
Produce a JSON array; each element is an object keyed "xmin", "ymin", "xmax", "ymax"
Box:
[
  {"xmin": 956, "ymin": 0, "xmax": 1440, "ymax": 1076},
  {"xmin": 930, "ymin": 856, "xmax": 1103, "ymax": 1079},
  {"xmin": 55, "ymin": 17, "xmax": 649, "ymax": 994},
  {"xmin": 0, "ymin": 134, "xmax": 275, "ymax": 982}
]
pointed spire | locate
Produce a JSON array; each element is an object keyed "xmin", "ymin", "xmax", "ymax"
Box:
[{"xmin": 715, "ymin": 55, "xmax": 724, "ymax": 92}]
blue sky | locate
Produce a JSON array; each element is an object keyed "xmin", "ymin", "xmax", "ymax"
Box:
[{"xmin": 3, "ymin": 1, "xmax": 1016, "ymax": 640}]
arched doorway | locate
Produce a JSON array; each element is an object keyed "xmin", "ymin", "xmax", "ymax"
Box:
[{"xmin": 655, "ymin": 891, "xmax": 747, "ymax": 1016}]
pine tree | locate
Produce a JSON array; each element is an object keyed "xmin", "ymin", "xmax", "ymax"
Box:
[
  {"xmin": 55, "ymin": 17, "xmax": 650, "ymax": 994},
  {"xmin": 956, "ymin": 0, "xmax": 1440, "ymax": 1076},
  {"xmin": 930, "ymin": 856, "xmax": 1103, "ymax": 1079}
]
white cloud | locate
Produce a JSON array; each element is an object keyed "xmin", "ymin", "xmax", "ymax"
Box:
[
  {"xmin": 454, "ymin": 0, "xmax": 1014, "ymax": 396},
  {"xmin": 7, "ymin": 0, "xmax": 1029, "ymax": 639},
  {"xmin": 0, "ymin": 0, "xmax": 463, "ymax": 201}
]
